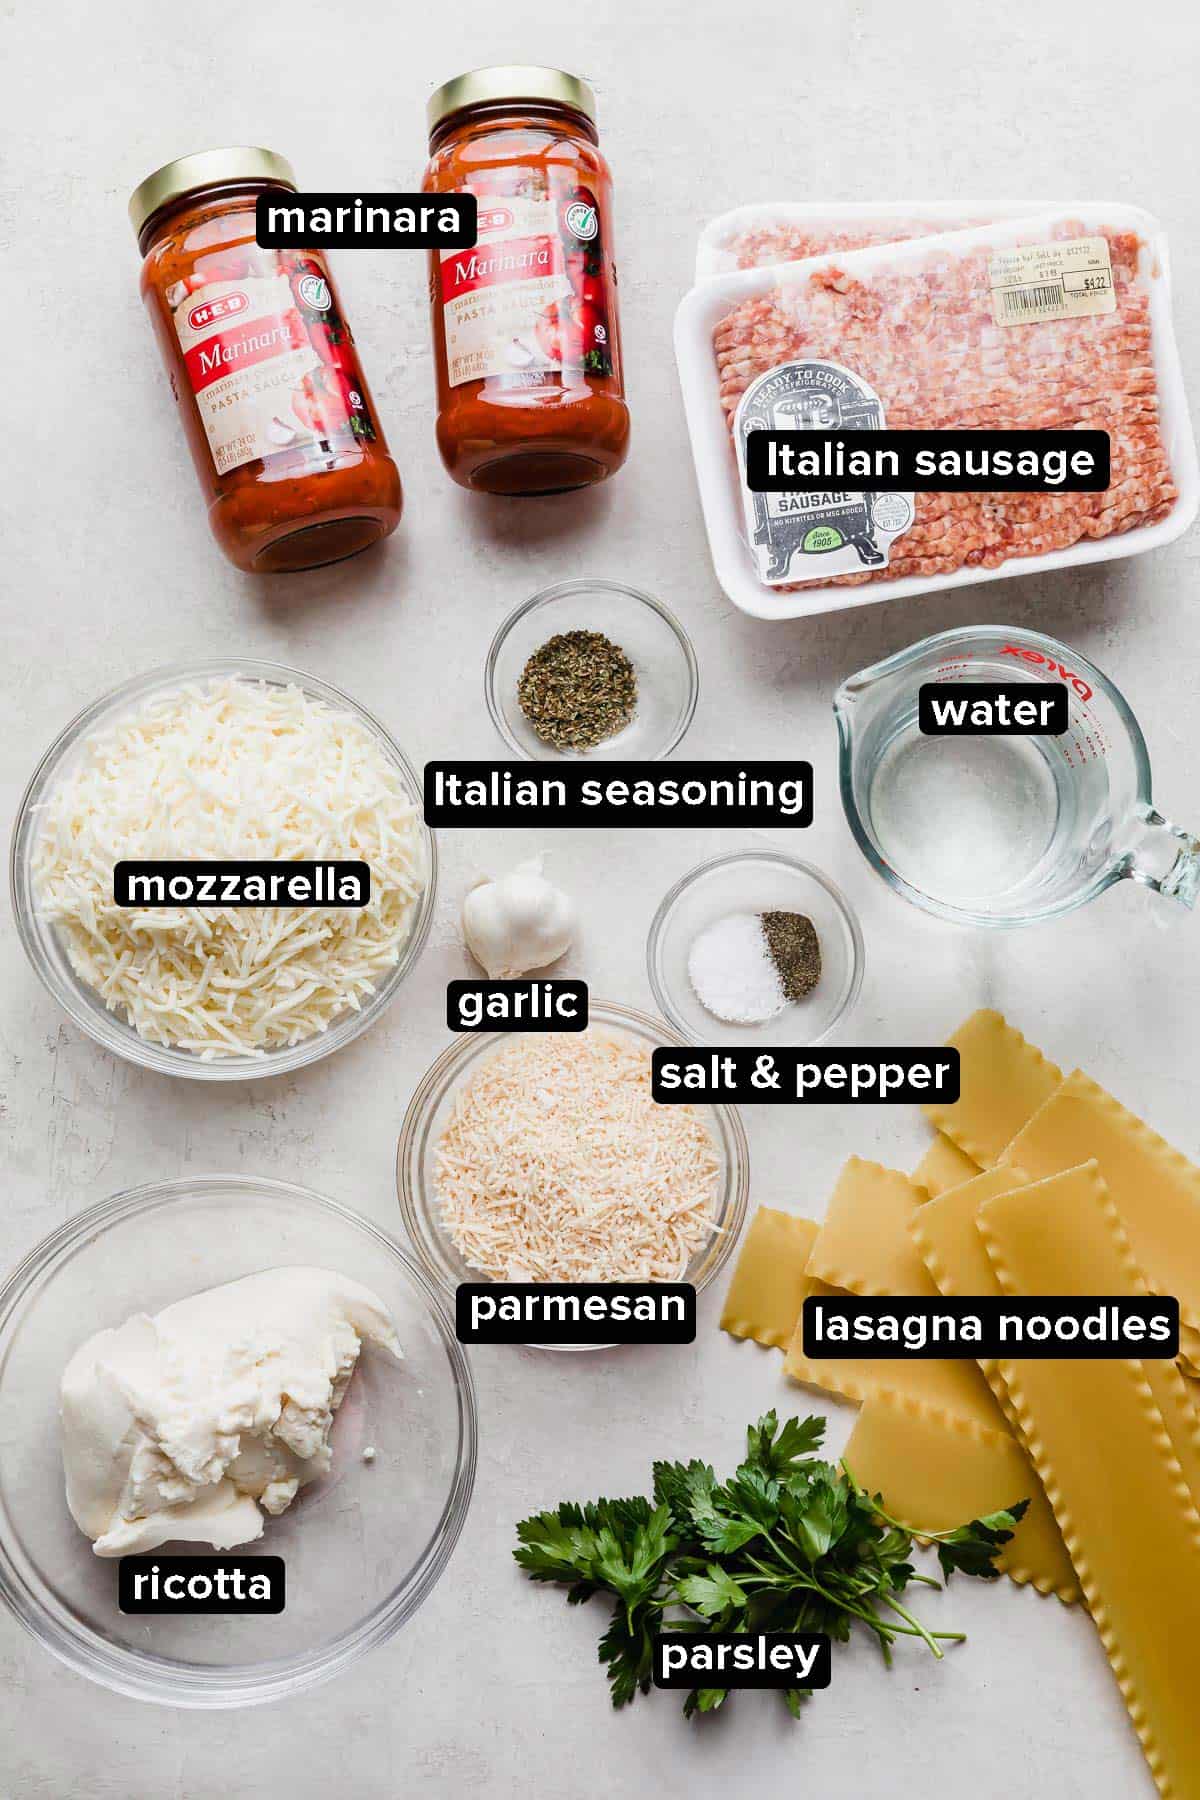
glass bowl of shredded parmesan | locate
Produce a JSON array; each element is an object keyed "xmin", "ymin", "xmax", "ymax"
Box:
[
  {"xmin": 395, "ymin": 1000, "xmax": 750, "ymax": 1348},
  {"xmin": 11, "ymin": 660, "xmax": 436, "ymax": 1079}
]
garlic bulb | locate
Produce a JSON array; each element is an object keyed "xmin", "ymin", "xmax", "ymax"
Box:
[{"xmin": 462, "ymin": 857, "xmax": 575, "ymax": 979}]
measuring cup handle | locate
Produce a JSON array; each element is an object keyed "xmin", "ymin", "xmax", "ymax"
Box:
[{"xmin": 1124, "ymin": 807, "xmax": 1200, "ymax": 908}]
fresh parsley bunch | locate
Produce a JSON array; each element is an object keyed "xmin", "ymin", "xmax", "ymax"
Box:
[{"xmin": 514, "ymin": 1411, "xmax": 1027, "ymax": 1718}]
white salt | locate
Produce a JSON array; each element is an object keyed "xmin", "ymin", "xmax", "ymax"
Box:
[{"xmin": 688, "ymin": 912, "xmax": 786, "ymax": 1024}]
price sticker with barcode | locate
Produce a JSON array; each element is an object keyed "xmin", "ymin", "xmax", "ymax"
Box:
[{"xmin": 988, "ymin": 236, "xmax": 1117, "ymax": 327}]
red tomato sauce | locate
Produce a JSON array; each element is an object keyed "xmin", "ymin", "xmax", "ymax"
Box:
[
  {"xmin": 134, "ymin": 157, "xmax": 402, "ymax": 573},
  {"xmin": 423, "ymin": 74, "xmax": 630, "ymax": 497}
]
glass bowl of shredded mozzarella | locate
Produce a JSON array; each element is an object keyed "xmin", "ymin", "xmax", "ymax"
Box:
[
  {"xmin": 10, "ymin": 660, "xmax": 436, "ymax": 1079},
  {"xmin": 0, "ymin": 1174, "xmax": 476, "ymax": 1706},
  {"xmin": 395, "ymin": 1000, "xmax": 750, "ymax": 1348}
]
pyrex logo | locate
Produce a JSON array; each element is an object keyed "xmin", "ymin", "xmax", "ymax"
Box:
[
  {"xmin": 1000, "ymin": 644, "xmax": 1093, "ymax": 701},
  {"xmin": 477, "ymin": 206, "xmax": 514, "ymax": 235},
  {"xmin": 188, "ymin": 291, "xmax": 249, "ymax": 332}
]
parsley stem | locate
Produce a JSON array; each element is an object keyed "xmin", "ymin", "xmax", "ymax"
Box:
[{"xmin": 880, "ymin": 1594, "xmax": 966, "ymax": 1658}]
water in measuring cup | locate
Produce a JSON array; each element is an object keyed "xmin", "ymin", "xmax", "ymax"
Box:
[{"xmin": 867, "ymin": 724, "xmax": 1063, "ymax": 908}]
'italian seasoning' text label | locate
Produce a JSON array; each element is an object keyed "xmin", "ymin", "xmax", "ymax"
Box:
[{"xmin": 424, "ymin": 763, "xmax": 812, "ymax": 828}]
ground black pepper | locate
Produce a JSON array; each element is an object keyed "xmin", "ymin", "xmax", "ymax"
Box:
[
  {"xmin": 517, "ymin": 630, "xmax": 638, "ymax": 751},
  {"xmin": 761, "ymin": 910, "xmax": 821, "ymax": 1000}
]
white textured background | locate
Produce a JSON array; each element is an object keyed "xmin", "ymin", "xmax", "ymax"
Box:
[{"xmin": 2, "ymin": 0, "xmax": 1198, "ymax": 1793}]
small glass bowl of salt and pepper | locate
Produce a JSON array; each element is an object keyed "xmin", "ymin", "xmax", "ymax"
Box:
[
  {"xmin": 647, "ymin": 850, "xmax": 865, "ymax": 1048},
  {"xmin": 485, "ymin": 579, "xmax": 699, "ymax": 760}
]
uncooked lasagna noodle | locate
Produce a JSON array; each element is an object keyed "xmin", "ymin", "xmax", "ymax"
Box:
[
  {"xmin": 911, "ymin": 1166, "xmax": 1036, "ymax": 1442},
  {"xmin": 922, "ymin": 1009, "xmax": 1064, "ymax": 1167},
  {"xmin": 1000, "ymin": 1070, "xmax": 1200, "ymax": 1343},
  {"xmin": 718, "ymin": 1195, "xmax": 1003, "ymax": 1425},
  {"xmin": 841, "ymin": 1391, "xmax": 1080, "ymax": 1603},
  {"xmin": 806, "ymin": 1158, "xmax": 938, "ymax": 1296},
  {"xmin": 718, "ymin": 1181, "xmax": 1073, "ymax": 1597},
  {"xmin": 912, "ymin": 1133, "xmax": 981, "ymax": 1198},
  {"xmin": 801, "ymin": 1160, "xmax": 1077, "ymax": 1597},
  {"xmin": 783, "ymin": 1274, "xmax": 1005, "ymax": 1427},
  {"xmin": 916, "ymin": 1162, "xmax": 1200, "ymax": 1471},
  {"xmin": 719, "ymin": 1207, "xmax": 819, "ymax": 1348},
  {"xmin": 913, "ymin": 1167, "xmax": 1032, "ymax": 1320},
  {"xmin": 796, "ymin": 1157, "xmax": 1005, "ymax": 1430},
  {"xmin": 713, "ymin": 222, "xmax": 1177, "ymax": 594},
  {"xmin": 979, "ymin": 1164, "xmax": 1200, "ymax": 1798}
]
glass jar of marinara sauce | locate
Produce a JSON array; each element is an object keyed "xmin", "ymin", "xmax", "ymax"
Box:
[
  {"xmin": 130, "ymin": 148, "xmax": 402, "ymax": 573},
  {"xmin": 423, "ymin": 68, "xmax": 630, "ymax": 495}
]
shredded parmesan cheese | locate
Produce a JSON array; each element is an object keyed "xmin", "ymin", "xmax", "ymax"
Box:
[
  {"xmin": 435, "ymin": 1029, "xmax": 722, "ymax": 1281},
  {"xmin": 33, "ymin": 675, "xmax": 427, "ymax": 1058}
]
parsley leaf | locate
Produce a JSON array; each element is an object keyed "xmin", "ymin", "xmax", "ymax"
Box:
[
  {"xmin": 744, "ymin": 1410, "xmax": 826, "ymax": 1474},
  {"xmin": 935, "ymin": 1501, "xmax": 1030, "ymax": 1580},
  {"xmin": 675, "ymin": 1564, "xmax": 748, "ymax": 1619}
]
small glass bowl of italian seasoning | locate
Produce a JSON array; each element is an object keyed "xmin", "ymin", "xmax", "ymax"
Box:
[
  {"xmin": 647, "ymin": 850, "xmax": 865, "ymax": 1048},
  {"xmin": 485, "ymin": 579, "xmax": 699, "ymax": 760}
]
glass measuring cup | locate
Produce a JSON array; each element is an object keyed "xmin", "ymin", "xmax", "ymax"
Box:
[{"xmin": 834, "ymin": 625, "xmax": 1199, "ymax": 928}]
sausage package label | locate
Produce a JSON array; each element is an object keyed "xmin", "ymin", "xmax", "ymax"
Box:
[
  {"xmin": 989, "ymin": 236, "xmax": 1116, "ymax": 328},
  {"xmin": 734, "ymin": 361, "xmax": 913, "ymax": 585}
]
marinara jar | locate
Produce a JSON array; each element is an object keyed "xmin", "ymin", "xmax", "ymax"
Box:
[
  {"xmin": 423, "ymin": 67, "xmax": 630, "ymax": 495},
  {"xmin": 130, "ymin": 148, "xmax": 402, "ymax": 573}
]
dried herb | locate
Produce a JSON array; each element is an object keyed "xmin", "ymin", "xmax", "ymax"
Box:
[
  {"xmin": 518, "ymin": 629, "xmax": 637, "ymax": 751},
  {"xmin": 761, "ymin": 910, "xmax": 821, "ymax": 1000}
]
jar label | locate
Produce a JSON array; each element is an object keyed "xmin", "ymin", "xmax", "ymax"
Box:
[
  {"xmin": 438, "ymin": 189, "xmax": 615, "ymax": 387},
  {"xmin": 171, "ymin": 252, "xmax": 376, "ymax": 475}
]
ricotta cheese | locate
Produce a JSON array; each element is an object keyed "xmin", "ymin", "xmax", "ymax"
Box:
[{"xmin": 60, "ymin": 1267, "xmax": 401, "ymax": 1557}]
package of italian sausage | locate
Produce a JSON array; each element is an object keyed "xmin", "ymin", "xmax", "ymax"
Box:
[{"xmin": 675, "ymin": 205, "xmax": 1198, "ymax": 618}]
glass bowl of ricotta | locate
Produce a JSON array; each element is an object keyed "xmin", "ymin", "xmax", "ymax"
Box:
[
  {"xmin": 9, "ymin": 658, "xmax": 437, "ymax": 1081},
  {"xmin": 395, "ymin": 998, "xmax": 750, "ymax": 1348},
  {"xmin": 0, "ymin": 1174, "xmax": 477, "ymax": 1707}
]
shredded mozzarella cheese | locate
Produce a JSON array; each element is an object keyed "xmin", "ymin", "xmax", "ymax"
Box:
[
  {"xmin": 435, "ymin": 1029, "xmax": 722, "ymax": 1281},
  {"xmin": 33, "ymin": 675, "xmax": 427, "ymax": 1058}
]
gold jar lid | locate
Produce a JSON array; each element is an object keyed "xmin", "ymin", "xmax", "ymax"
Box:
[
  {"xmin": 129, "ymin": 147, "xmax": 297, "ymax": 238},
  {"xmin": 427, "ymin": 65, "xmax": 596, "ymax": 135}
]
